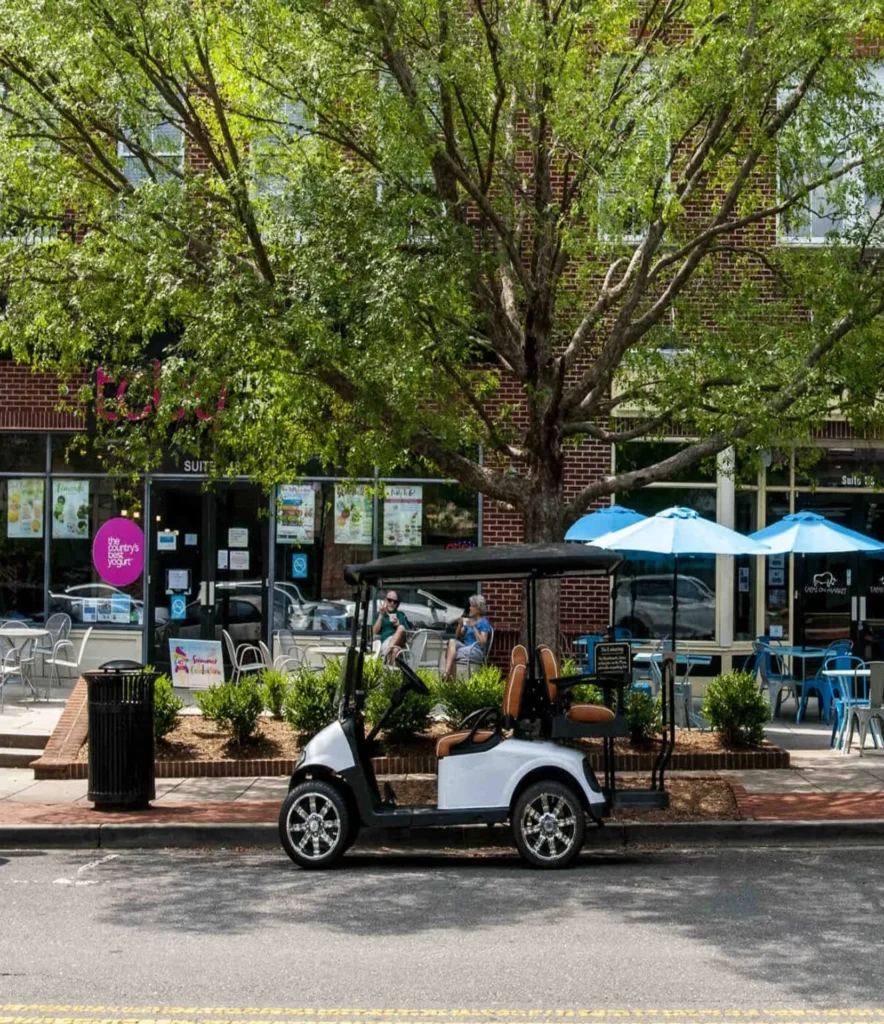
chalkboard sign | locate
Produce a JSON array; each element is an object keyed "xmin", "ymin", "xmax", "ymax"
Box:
[{"xmin": 595, "ymin": 641, "xmax": 632, "ymax": 681}]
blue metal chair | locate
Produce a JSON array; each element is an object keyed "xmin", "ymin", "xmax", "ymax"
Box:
[
  {"xmin": 757, "ymin": 642, "xmax": 795, "ymax": 720},
  {"xmin": 613, "ymin": 626, "xmax": 633, "ymax": 640},
  {"xmin": 797, "ymin": 654, "xmax": 860, "ymax": 725}
]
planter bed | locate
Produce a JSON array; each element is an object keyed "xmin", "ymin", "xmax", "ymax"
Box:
[{"xmin": 37, "ymin": 711, "xmax": 787, "ymax": 779}]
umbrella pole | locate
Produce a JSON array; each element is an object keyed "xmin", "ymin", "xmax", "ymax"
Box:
[{"xmin": 671, "ymin": 554, "xmax": 678, "ymax": 657}]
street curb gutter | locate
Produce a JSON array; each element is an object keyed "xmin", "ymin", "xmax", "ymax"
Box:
[{"xmin": 3, "ymin": 819, "xmax": 884, "ymax": 850}]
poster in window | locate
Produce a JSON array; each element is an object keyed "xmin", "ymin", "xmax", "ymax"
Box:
[
  {"xmin": 52, "ymin": 479, "xmax": 90, "ymax": 540},
  {"xmin": 7, "ymin": 478, "xmax": 43, "ymax": 538},
  {"xmin": 383, "ymin": 485, "xmax": 423, "ymax": 547},
  {"xmin": 277, "ymin": 484, "xmax": 316, "ymax": 544},
  {"xmin": 334, "ymin": 485, "xmax": 372, "ymax": 545}
]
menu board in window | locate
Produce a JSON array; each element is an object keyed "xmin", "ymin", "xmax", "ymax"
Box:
[
  {"xmin": 7, "ymin": 479, "xmax": 43, "ymax": 538},
  {"xmin": 52, "ymin": 480, "xmax": 90, "ymax": 539},
  {"xmin": 334, "ymin": 485, "xmax": 372, "ymax": 545},
  {"xmin": 277, "ymin": 484, "xmax": 316, "ymax": 544},
  {"xmin": 383, "ymin": 485, "xmax": 422, "ymax": 547}
]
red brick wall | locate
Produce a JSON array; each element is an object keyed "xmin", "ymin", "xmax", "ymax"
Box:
[{"xmin": 0, "ymin": 364, "xmax": 86, "ymax": 431}]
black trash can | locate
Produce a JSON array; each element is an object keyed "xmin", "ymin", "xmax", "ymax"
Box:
[{"xmin": 84, "ymin": 665, "xmax": 157, "ymax": 809}]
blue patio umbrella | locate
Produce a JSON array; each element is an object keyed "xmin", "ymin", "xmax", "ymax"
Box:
[
  {"xmin": 566, "ymin": 506, "xmax": 648, "ymax": 635},
  {"xmin": 595, "ymin": 506, "xmax": 770, "ymax": 651},
  {"xmin": 749, "ymin": 511, "xmax": 884, "ymax": 554},
  {"xmin": 749, "ymin": 511, "xmax": 884, "ymax": 649},
  {"xmin": 565, "ymin": 504, "xmax": 647, "ymax": 542}
]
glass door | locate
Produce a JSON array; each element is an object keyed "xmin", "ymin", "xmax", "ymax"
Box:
[
  {"xmin": 148, "ymin": 480, "xmax": 211, "ymax": 673},
  {"xmin": 148, "ymin": 480, "xmax": 270, "ymax": 674}
]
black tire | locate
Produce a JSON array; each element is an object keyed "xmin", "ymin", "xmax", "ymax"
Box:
[
  {"xmin": 279, "ymin": 779, "xmax": 351, "ymax": 869},
  {"xmin": 512, "ymin": 779, "xmax": 586, "ymax": 869}
]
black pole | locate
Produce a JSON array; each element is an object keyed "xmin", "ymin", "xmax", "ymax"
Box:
[{"xmin": 671, "ymin": 553, "xmax": 679, "ymax": 656}]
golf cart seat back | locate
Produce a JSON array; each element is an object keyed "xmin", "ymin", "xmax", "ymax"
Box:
[
  {"xmin": 510, "ymin": 644, "xmax": 528, "ymax": 667},
  {"xmin": 538, "ymin": 645, "xmax": 615, "ymax": 725},
  {"xmin": 436, "ymin": 663, "xmax": 527, "ymax": 758}
]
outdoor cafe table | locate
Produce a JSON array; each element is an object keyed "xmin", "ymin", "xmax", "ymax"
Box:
[
  {"xmin": 0, "ymin": 626, "xmax": 48, "ymax": 697},
  {"xmin": 759, "ymin": 644, "xmax": 828, "ymax": 686}
]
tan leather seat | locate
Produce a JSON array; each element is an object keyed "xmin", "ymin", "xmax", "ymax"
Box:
[
  {"xmin": 436, "ymin": 662, "xmax": 526, "ymax": 758},
  {"xmin": 436, "ymin": 730, "xmax": 495, "ymax": 757},
  {"xmin": 538, "ymin": 645, "xmax": 615, "ymax": 723},
  {"xmin": 510, "ymin": 644, "xmax": 528, "ymax": 668}
]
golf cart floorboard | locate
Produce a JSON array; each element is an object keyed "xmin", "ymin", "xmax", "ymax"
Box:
[
  {"xmin": 611, "ymin": 788, "xmax": 670, "ymax": 810},
  {"xmin": 370, "ymin": 805, "xmax": 509, "ymax": 828}
]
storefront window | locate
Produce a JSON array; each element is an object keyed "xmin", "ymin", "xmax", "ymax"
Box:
[
  {"xmin": 51, "ymin": 434, "xmax": 107, "ymax": 473},
  {"xmin": 764, "ymin": 492, "xmax": 792, "ymax": 639},
  {"xmin": 734, "ymin": 492, "xmax": 758, "ymax": 641},
  {"xmin": 614, "ymin": 441, "xmax": 717, "ymax": 484},
  {"xmin": 48, "ymin": 478, "xmax": 143, "ymax": 627},
  {"xmin": 0, "ymin": 434, "xmax": 45, "ymax": 473},
  {"xmin": 274, "ymin": 481, "xmax": 372, "ymax": 632},
  {"xmin": 0, "ymin": 478, "xmax": 46, "ymax": 621},
  {"xmin": 613, "ymin": 487, "xmax": 717, "ymax": 640},
  {"xmin": 377, "ymin": 481, "xmax": 479, "ymax": 618}
]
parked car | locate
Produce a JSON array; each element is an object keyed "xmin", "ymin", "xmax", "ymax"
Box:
[
  {"xmin": 341, "ymin": 587, "xmax": 464, "ymax": 631},
  {"xmin": 49, "ymin": 583, "xmax": 144, "ymax": 624},
  {"xmin": 614, "ymin": 573, "xmax": 715, "ymax": 640}
]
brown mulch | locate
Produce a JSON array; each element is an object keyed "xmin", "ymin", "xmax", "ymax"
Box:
[
  {"xmin": 76, "ymin": 715, "xmax": 304, "ymax": 763},
  {"xmin": 382, "ymin": 774, "xmax": 739, "ymax": 822},
  {"xmin": 75, "ymin": 714, "xmax": 768, "ymax": 764}
]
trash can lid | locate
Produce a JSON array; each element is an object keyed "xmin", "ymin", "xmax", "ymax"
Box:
[{"xmin": 98, "ymin": 659, "xmax": 144, "ymax": 671}]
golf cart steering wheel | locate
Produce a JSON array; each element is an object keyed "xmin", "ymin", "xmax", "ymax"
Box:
[{"xmin": 395, "ymin": 654, "xmax": 431, "ymax": 695}]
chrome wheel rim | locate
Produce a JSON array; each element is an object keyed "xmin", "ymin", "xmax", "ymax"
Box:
[
  {"xmin": 286, "ymin": 792, "xmax": 342, "ymax": 860},
  {"xmin": 521, "ymin": 791, "xmax": 578, "ymax": 861}
]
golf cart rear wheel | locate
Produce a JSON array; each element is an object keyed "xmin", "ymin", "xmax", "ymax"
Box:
[
  {"xmin": 512, "ymin": 780, "xmax": 585, "ymax": 869},
  {"xmin": 279, "ymin": 779, "xmax": 351, "ymax": 869}
]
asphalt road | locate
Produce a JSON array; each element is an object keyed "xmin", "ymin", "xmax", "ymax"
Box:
[{"xmin": 0, "ymin": 845, "xmax": 882, "ymax": 1016}]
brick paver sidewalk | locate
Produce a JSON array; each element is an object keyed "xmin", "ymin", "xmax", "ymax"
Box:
[{"xmin": 5, "ymin": 767, "xmax": 884, "ymax": 826}]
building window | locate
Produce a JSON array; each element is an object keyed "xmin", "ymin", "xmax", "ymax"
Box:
[
  {"xmin": 118, "ymin": 119, "xmax": 184, "ymax": 186},
  {"xmin": 0, "ymin": 477, "xmax": 46, "ymax": 621},
  {"xmin": 48, "ymin": 478, "xmax": 142, "ymax": 627},
  {"xmin": 0, "ymin": 433, "xmax": 45, "ymax": 473}
]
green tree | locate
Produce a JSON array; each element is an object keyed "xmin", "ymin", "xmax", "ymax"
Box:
[{"xmin": 0, "ymin": 0, "xmax": 883, "ymax": 639}]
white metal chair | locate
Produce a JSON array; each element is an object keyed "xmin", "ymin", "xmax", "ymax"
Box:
[
  {"xmin": 35, "ymin": 613, "xmax": 72, "ymax": 661},
  {"xmin": 43, "ymin": 627, "xmax": 93, "ymax": 697},
  {"xmin": 843, "ymin": 662, "xmax": 884, "ymax": 755},
  {"xmin": 0, "ymin": 635, "xmax": 38, "ymax": 709},
  {"xmin": 404, "ymin": 629, "xmax": 447, "ymax": 673},
  {"xmin": 440, "ymin": 624, "xmax": 495, "ymax": 679},
  {"xmin": 222, "ymin": 629, "xmax": 263, "ymax": 684}
]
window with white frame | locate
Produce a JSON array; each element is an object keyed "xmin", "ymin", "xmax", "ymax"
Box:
[
  {"xmin": 598, "ymin": 62, "xmax": 670, "ymax": 244},
  {"xmin": 778, "ymin": 64, "xmax": 884, "ymax": 245},
  {"xmin": 251, "ymin": 96, "xmax": 310, "ymax": 198},
  {"xmin": 117, "ymin": 118, "xmax": 184, "ymax": 187}
]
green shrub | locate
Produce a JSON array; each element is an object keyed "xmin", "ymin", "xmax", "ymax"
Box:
[
  {"xmin": 361, "ymin": 655, "xmax": 390, "ymax": 691},
  {"xmin": 436, "ymin": 664, "xmax": 505, "ymax": 730},
  {"xmin": 195, "ymin": 678, "xmax": 264, "ymax": 746},
  {"xmin": 364, "ymin": 667, "xmax": 436, "ymax": 739},
  {"xmin": 623, "ymin": 687, "xmax": 661, "ymax": 744},
  {"xmin": 700, "ymin": 670, "xmax": 769, "ymax": 747},
  {"xmin": 153, "ymin": 674, "xmax": 184, "ymax": 741},
  {"xmin": 283, "ymin": 665, "xmax": 340, "ymax": 735},
  {"xmin": 260, "ymin": 669, "xmax": 290, "ymax": 720},
  {"xmin": 561, "ymin": 657, "xmax": 579, "ymax": 677}
]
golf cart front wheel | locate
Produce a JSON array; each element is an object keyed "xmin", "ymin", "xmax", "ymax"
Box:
[
  {"xmin": 279, "ymin": 779, "xmax": 351, "ymax": 869},
  {"xmin": 512, "ymin": 779, "xmax": 586, "ymax": 869}
]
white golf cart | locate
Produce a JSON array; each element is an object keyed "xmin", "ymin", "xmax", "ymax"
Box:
[{"xmin": 278, "ymin": 543, "xmax": 677, "ymax": 869}]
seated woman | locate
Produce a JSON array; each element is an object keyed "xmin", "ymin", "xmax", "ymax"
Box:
[{"xmin": 442, "ymin": 595, "xmax": 491, "ymax": 680}]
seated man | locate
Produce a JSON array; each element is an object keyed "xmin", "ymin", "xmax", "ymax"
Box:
[
  {"xmin": 442, "ymin": 595, "xmax": 491, "ymax": 680},
  {"xmin": 372, "ymin": 591, "xmax": 412, "ymax": 664}
]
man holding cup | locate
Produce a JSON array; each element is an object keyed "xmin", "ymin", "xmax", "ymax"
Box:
[{"xmin": 372, "ymin": 590, "xmax": 412, "ymax": 663}]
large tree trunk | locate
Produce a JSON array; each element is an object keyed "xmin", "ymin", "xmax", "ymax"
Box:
[{"xmin": 521, "ymin": 478, "xmax": 567, "ymax": 655}]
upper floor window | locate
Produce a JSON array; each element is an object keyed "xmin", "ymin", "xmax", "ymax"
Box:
[
  {"xmin": 597, "ymin": 62, "xmax": 670, "ymax": 245},
  {"xmin": 117, "ymin": 119, "xmax": 184, "ymax": 187},
  {"xmin": 779, "ymin": 65, "xmax": 884, "ymax": 245}
]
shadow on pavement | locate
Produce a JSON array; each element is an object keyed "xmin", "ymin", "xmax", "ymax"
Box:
[{"xmin": 95, "ymin": 843, "xmax": 884, "ymax": 1004}]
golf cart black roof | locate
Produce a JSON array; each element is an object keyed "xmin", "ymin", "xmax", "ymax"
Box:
[{"xmin": 344, "ymin": 543, "xmax": 621, "ymax": 586}]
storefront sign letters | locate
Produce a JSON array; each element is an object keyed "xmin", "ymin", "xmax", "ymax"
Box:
[
  {"xmin": 96, "ymin": 365, "xmax": 226, "ymax": 424},
  {"xmin": 92, "ymin": 518, "xmax": 144, "ymax": 586}
]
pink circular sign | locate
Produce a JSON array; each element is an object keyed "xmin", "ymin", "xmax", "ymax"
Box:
[{"xmin": 92, "ymin": 518, "xmax": 145, "ymax": 587}]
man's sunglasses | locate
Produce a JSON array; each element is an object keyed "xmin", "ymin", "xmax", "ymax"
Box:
[{"xmin": 386, "ymin": 598, "xmax": 400, "ymax": 606}]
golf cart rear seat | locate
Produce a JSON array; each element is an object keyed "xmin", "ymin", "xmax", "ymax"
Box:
[
  {"xmin": 538, "ymin": 646, "xmax": 628, "ymax": 739},
  {"xmin": 435, "ymin": 662, "xmax": 526, "ymax": 758}
]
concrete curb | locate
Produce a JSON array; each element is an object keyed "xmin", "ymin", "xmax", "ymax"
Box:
[{"xmin": 3, "ymin": 818, "xmax": 884, "ymax": 850}]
